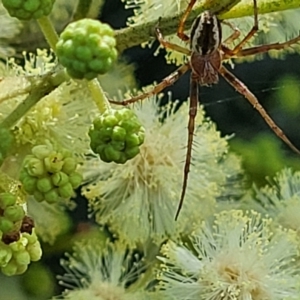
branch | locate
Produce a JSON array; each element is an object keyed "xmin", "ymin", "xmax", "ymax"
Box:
[{"xmin": 115, "ymin": 0, "xmax": 300, "ymax": 53}]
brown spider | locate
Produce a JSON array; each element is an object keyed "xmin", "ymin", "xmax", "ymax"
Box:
[{"xmin": 110, "ymin": 0, "xmax": 300, "ymax": 220}]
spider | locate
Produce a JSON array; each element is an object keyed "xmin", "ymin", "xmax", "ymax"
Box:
[{"xmin": 110, "ymin": 0, "xmax": 300, "ymax": 220}]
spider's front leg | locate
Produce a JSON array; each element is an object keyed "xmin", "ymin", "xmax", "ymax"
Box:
[
  {"xmin": 219, "ymin": 65, "xmax": 300, "ymax": 155},
  {"xmin": 110, "ymin": 23, "xmax": 192, "ymax": 106},
  {"xmin": 175, "ymin": 73, "xmax": 198, "ymax": 220},
  {"xmin": 223, "ymin": 0, "xmax": 259, "ymax": 56},
  {"xmin": 109, "ymin": 63, "xmax": 190, "ymax": 106}
]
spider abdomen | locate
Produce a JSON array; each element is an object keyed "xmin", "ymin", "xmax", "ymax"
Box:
[
  {"xmin": 190, "ymin": 11, "xmax": 222, "ymax": 85},
  {"xmin": 190, "ymin": 11, "xmax": 222, "ymax": 55},
  {"xmin": 190, "ymin": 11, "xmax": 221, "ymax": 55}
]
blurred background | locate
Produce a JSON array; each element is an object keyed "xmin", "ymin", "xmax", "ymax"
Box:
[{"xmin": 1, "ymin": 0, "xmax": 300, "ymax": 299}]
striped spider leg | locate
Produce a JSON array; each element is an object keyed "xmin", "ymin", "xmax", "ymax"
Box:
[{"xmin": 110, "ymin": 0, "xmax": 300, "ymax": 220}]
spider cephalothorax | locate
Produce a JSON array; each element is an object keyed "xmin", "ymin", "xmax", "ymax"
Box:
[{"xmin": 110, "ymin": 0, "xmax": 300, "ymax": 220}]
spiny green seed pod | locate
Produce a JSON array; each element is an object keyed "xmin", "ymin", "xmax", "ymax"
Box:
[
  {"xmin": 89, "ymin": 108, "xmax": 145, "ymax": 164},
  {"xmin": 56, "ymin": 18, "xmax": 117, "ymax": 80},
  {"xmin": 2, "ymin": 0, "xmax": 56, "ymax": 21},
  {"xmin": 20, "ymin": 144, "xmax": 83, "ymax": 204}
]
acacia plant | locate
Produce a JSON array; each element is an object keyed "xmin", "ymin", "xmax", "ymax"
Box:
[{"xmin": 0, "ymin": 0, "xmax": 300, "ymax": 299}]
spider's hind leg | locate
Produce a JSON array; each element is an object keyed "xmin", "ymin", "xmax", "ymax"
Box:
[{"xmin": 219, "ymin": 65, "xmax": 300, "ymax": 155}]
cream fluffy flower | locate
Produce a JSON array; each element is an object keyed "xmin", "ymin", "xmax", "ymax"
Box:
[
  {"xmin": 157, "ymin": 210, "xmax": 300, "ymax": 300},
  {"xmin": 57, "ymin": 241, "xmax": 151, "ymax": 300},
  {"xmin": 249, "ymin": 169, "xmax": 300, "ymax": 233},
  {"xmin": 82, "ymin": 98, "xmax": 242, "ymax": 246}
]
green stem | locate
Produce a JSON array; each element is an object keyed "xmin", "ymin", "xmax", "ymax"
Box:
[
  {"xmin": 1, "ymin": 70, "xmax": 67, "ymax": 129},
  {"xmin": 87, "ymin": 79, "xmax": 111, "ymax": 114},
  {"xmin": 73, "ymin": 0, "xmax": 93, "ymax": 21},
  {"xmin": 115, "ymin": 0, "xmax": 300, "ymax": 53},
  {"xmin": 37, "ymin": 16, "xmax": 59, "ymax": 51}
]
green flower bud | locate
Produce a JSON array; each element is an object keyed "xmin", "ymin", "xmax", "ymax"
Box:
[
  {"xmin": 61, "ymin": 157, "xmax": 77, "ymax": 174},
  {"xmin": 68, "ymin": 172, "xmax": 83, "ymax": 189},
  {"xmin": 36, "ymin": 177, "xmax": 53, "ymax": 193},
  {"xmin": 51, "ymin": 172, "xmax": 69, "ymax": 187},
  {"xmin": 32, "ymin": 145, "xmax": 52, "ymax": 159},
  {"xmin": 44, "ymin": 153, "xmax": 64, "ymax": 173},
  {"xmin": 14, "ymin": 250, "xmax": 30, "ymax": 266},
  {"xmin": 25, "ymin": 158, "xmax": 45, "ymax": 177},
  {"xmin": 44, "ymin": 189, "xmax": 59, "ymax": 204},
  {"xmin": 27, "ymin": 241, "xmax": 42, "ymax": 261},
  {"xmin": 0, "ymin": 217, "xmax": 14, "ymax": 234},
  {"xmin": 15, "ymin": 264, "xmax": 28, "ymax": 275},
  {"xmin": 22, "ymin": 177, "xmax": 37, "ymax": 194},
  {"xmin": 0, "ymin": 246, "xmax": 12, "ymax": 266},
  {"xmin": 0, "ymin": 193, "xmax": 16, "ymax": 209},
  {"xmin": 33, "ymin": 190, "xmax": 44, "ymax": 202},
  {"xmin": 23, "ymin": 231, "xmax": 38, "ymax": 244},
  {"xmin": 4, "ymin": 206, "xmax": 25, "ymax": 223},
  {"xmin": 58, "ymin": 183, "xmax": 73, "ymax": 198},
  {"xmin": 1, "ymin": 259, "xmax": 18, "ymax": 276}
]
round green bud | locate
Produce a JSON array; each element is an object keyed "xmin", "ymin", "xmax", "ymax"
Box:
[
  {"xmin": 36, "ymin": 177, "xmax": 53, "ymax": 193},
  {"xmin": 4, "ymin": 206, "xmax": 25, "ymax": 223},
  {"xmin": 27, "ymin": 241, "xmax": 42, "ymax": 261},
  {"xmin": 61, "ymin": 157, "xmax": 77, "ymax": 174},
  {"xmin": 32, "ymin": 145, "xmax": 53, "ymax": 159},
  {"xmin": 22, "ymin": 176, "xmax": 37, "ymax": 194},
  {"xmin": 56, "ymin": 19, "xmax": 117, "ymax": 80},
  {"xmin": 44, "ymin": 189, "xmax": 59, "ymax": 204},
  {"xmin": 51, "ymin": 172, "xmax": 69, "ymax": 187},
  {"xmin": 58, "ymin": 183, "xmax": 73, "ymax": 198},
  {"xmin": 0, "ymin": 193, "xmax": 16, "ymax": 209},
  {"xmin": 2, "ymin": 0, "xmax": 56, "ymax": 21},
  {"xmin": 0, "ymin": 217, "xmax": 15, "ymax": 234},
  {"xmin": 23, "ymin": 231, "xmax": 38, "ymax": 244},
  {"xmin": 33, "ymin": 190, "xmax": 44, "ymax": 202},
  {"xmin": 25, "ymin": 157, "xmax": 45, "ymax": 177},
  {"xmin": 44, "ymin": 153, "xmax": 64, "ymax": 173},
  {"xmin": 89, "ymin": 108, "xmax": 145, "ymax": 164},
  {"xmin": 68, "ymin": 172, "xmax": 83, "ymax": 189},
  {"xmin": 0, "ymin": 246, "xmax": 12, "ymax": 266},
  {"xmin": 15, "ymin": 264, "xmax": 28, "ymax": 275},
  {"xmin": 1, "ymin": 259, "xmax": 18, "ymax": 276},
  {"xmin": 14, "ymin": 250, "xmax": 30, "ymax": 266}
]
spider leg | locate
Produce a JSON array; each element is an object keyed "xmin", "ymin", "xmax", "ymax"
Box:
[
  {"xmin": 224, "ymin": 0, "xmax": 259, "ymax": 56},
  {"xmin": 219, "ymin": 65, "xmax": 300, "ymax": 155},
  {"xmin": 155, "ymin": 26, "xmax": 191, "ymax": 55},
  {"xmin": 177, "ymin": 0, "xmax": 197, "ymax": 42},
  {"xmin": 222, "ymin": 20, "xmax": 240, "ymax": 45},
  {"xmin": 225, "ymin": 34, "xmax": 300, "ymax": 58},
  {"xmin": 175, "ymin": 73, "xmax": 198, "ymax": 220},
  {"xmin": 109, "ymin": 63, "xmax": 190, "ymax": 106}
]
